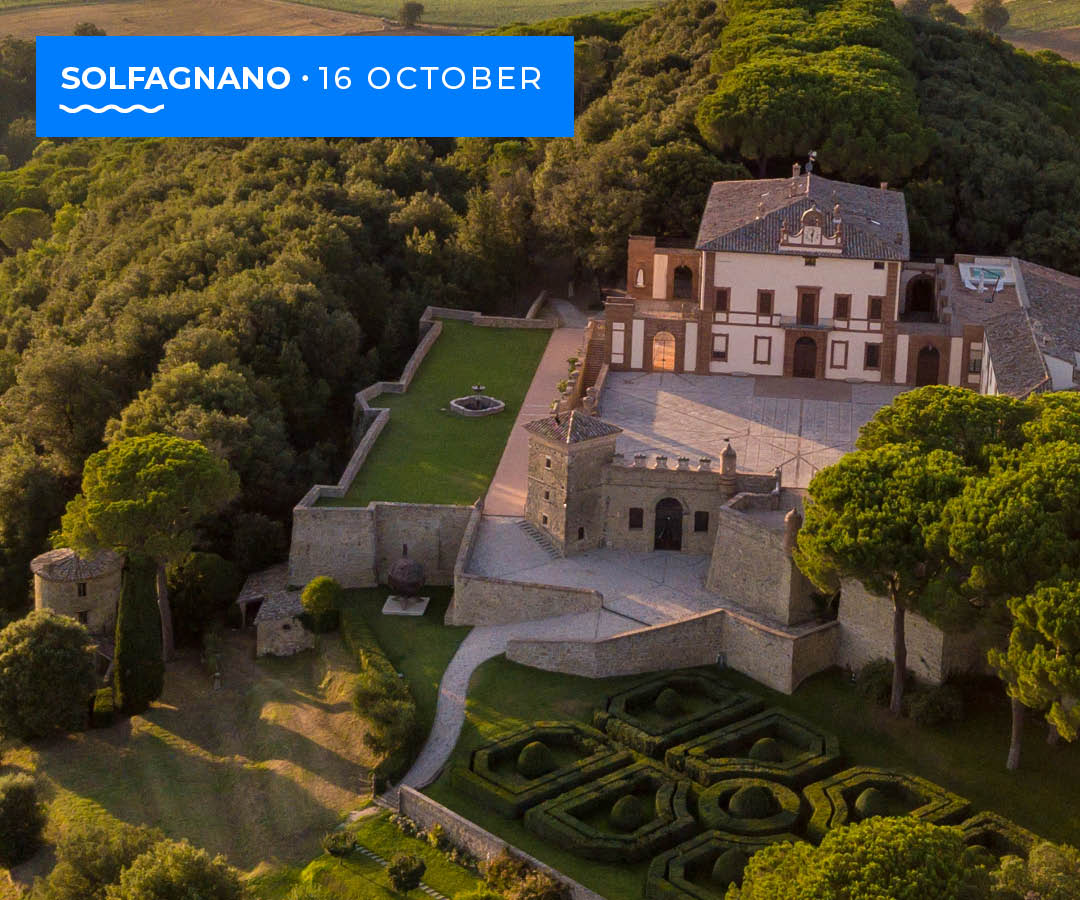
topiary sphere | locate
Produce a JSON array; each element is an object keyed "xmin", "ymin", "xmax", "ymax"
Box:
[
  {"xmin": 655, "ymin": 687, "xmax": 682, "ymax": 718},
  {"xmin": 610, "ymin": 794, "xmax": 647, "ymax": 832},
  {"xmin": 711, "ymin": 848, "xmax": 749, "ymax": 886},
  {"xmin": 728, "ymin": 785, "xmax": 777, "ymax": 819},
  {"xmin": 855, "ymin": 787, "xmax": 890, "ymax": 820},
  {"xmin": 748, "ymin": 737, "xmax": 784, "ymax": 763},
  {"xmin": 517, "ymin": 741, "xmax": 555, "ymax": 778}
]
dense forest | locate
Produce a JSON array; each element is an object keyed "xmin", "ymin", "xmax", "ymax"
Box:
[{"xmin": 1, "ymin": 0, "xmax": 1079, "ymax": 623}]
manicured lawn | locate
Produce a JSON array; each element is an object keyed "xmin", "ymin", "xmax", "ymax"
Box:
[
  {"xmin": 251, "ymin": 810, "xmax": 484, "ymax": 899},
  {"xmin": 326, "ymin": 320, "xmax": 550, "ymax": 507},
  {"xmin": 1, "ymin": 631, "xmax": 375, "ymax": 893},
  {"xmin": 426, "ymin": 658, "xmax": 1080, "ymax": 900},
  {"xmin": 340, "ymin": 587, "xmax": 471, "ymax": 741}
]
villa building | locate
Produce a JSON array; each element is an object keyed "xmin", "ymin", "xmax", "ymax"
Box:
[{"xmin": 609, "ymin": 164, "xmax": 1080, "ymax": 396}]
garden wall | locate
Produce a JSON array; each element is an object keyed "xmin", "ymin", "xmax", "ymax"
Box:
[{"xmin": 398, "ymin": 787, "xmax": 605, "ymax": 900}]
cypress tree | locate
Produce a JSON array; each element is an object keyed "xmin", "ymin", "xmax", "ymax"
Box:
[{"xmin": 114, "ymin": 554, "xmax": 164, "ymax": 715}]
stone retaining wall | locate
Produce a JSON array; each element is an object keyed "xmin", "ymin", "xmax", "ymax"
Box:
[
  {"xmin": 397, "ymin": 788, "xmax": 605, "ymax": 900},
  {"xmin": 448, "ymin": 573, "xmax": 603, "ymax": 626}
]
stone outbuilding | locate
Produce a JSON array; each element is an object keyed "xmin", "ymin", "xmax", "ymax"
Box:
[
  {"xmin": 31, "ymin": 547, "xmax": 123, "ymax": 636},
  {"xmin": 236, "ymin": 564, "xmax": 315, "ymax": 658}
]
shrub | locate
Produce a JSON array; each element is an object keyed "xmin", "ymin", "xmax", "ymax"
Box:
[
  {"xmin": 457, "ymin": 892, "xmax": 504, "ymax": 900},
  {"xmin": 484, "ymin": 850, "xmax": 532, "ymax": 890},
  {"xmin": 907, "ymin": 684, "xmax": 964, "ymax": 728},
  {"xmin": 301, "ymin": 576, "xmax": 342, "ymax": 633},
  {"xmin": 352, "ymin": 666, "xmax": 420, "ymax": 757},
  {"xmin": 91, "ymin": 687, "xmax": 115, "ymax": 728},
  {"xmin": 610, "ymin": 795, "xmax": 646, "ymax": 832},
  {"xmin": 230, "ymin": 512, "xmax": 286, "ymax": 574},
  {"xmin": 517, "ymin": 741, "xmax": 555, "ymax": 778},
  {"xmin": 321, "ymin": 830, "xmax": 354, "ymax": 857},
  {"xmin": 712, "ymin": 847, "xmax": 748, "ymax": 886},
  {"xmin": 285, "ymin": 887, "xmax": 334, "ymax": 900},
  {"xmin": 506, "ymin": 872, "xmax": 570, "ymax": 900},
  {"xmin": 167, "ymin": 552, "xmax": 240, "ymax": 644},
  {"xmin": 855, "ymin": 787, "xmax": 890, "ymax": 820},
  {"xmin": 483, "ymin": 850, "xmax": 568, "ymax": 900},
  {"xmin": 655, "ymin": 688, "xmax": 682, "ymax": 717},
  {"xmin": 855, "ymin": 659, "xmax": 893, "ymax": 707},
  {"xmin": 0, "ymin": 773, "xmax": 44, "ymax": 867},
  {"xmin": 386, "ymin": 853, "xmax": 425, "ymax": 892},
  {"xmin": 114, "ymin": 555, "xmax": 165, "ymax": 716},
  {"xmin": 748, "ymin": 737, "xmax": 783, "ymax": 763},
  {"xmin": 105, "ymin": 839, "xmax": 245, "ymax": 900},
  {"xmin": 729, "ymin": 785, "xmax": 776, "ymax": 819},
  {"xmin": 0, "ymin": 609, "xmax": 97, "ymax": 740},
  {"xmin": 38, "ymin": 819, "xmax": 164, "ymax": 900}
]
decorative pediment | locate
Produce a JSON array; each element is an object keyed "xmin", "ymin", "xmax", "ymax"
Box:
[{"xmin": 779, "ymin": 205, "xmax": 843, "ymax": 254}]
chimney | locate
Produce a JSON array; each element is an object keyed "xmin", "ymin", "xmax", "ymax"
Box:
[
  {"xmin": 880, "ymin": 181, "xmax": 888, "ymax": 191},
  {"xmin": 792, "ymin": 162, "xmax": 801, "ymax": 178}
]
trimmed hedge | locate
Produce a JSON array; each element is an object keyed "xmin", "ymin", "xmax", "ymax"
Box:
[
  {"xmin": 696, "ymin": 777, "xmax": 804, "ymax": 837},
  {"xmin": 91, "ymin": 687, "xmax": 115, "ymax": 728},
  {"xmin": 958, "ymin": 811, "xmax": 1038, "ymax": 860},
  {"xmin": 594, "ymin": 674, "xmax": 763, "ymax": 758},
  {"xmin": 523, "ymin": 761, "xmax": 697, "ymax": 862},
  {"xmin": 665, "ymin": 708, "xmax": 842, "ymax": 788},
  {"xmin": 804, "ymin": 766, "xmax": 971, "ymax": 842},
  {"xmin": 644, "ymin": 830, "xmax": 804, "ymax": 900},
  {"xmin": 453, "ymin": 722, "xmax": 632, "ymax": 818}
]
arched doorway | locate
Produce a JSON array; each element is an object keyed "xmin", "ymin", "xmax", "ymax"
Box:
[
  {"xmin": 903, "ymin": 276, "xmax": 936, "ymax": 322},
  {"xmin": 916, "ymin": 345, "xmax": 940, "ymax": 386},
  {"xmin": 652, "ymin": 331, "xmax": 676, "ymax": 372},
  {"xmin": 793, "ymin": 336, "xmax": 817, "ymax": 378},
  {"xmin": 673, "ymin": 266, "xmax": 693, "ymax": 299},
  {"xmin": 654, "ymin": 498, "xmax": 683, "ymax": 551}
]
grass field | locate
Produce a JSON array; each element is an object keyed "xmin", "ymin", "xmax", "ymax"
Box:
[
  {"xmin": 328, "ymin": 319, "xmax": 551, "ymax": 507},
  {"xmin": 252, "ymin": 810, "xmax": 485, "ymax": 899},
  {"xmin": 287, "ymin": 0, "xmax": 661, "ymax": 27},
  {"xmin": 426, "ymin": 659, "xmax": 1080, "ymax": 900},
  {"xmin": 0, "ymin": 631, "xmax": 377, "ymax": 896}
]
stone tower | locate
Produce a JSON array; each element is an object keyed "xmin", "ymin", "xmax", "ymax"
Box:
[
  {"xmin": 523, "ymin": 411, "xmax": 622, "ymax": 556},
  {"xmin": 30, "ymin": 548, "xmax": 123, "ymax": 635}
]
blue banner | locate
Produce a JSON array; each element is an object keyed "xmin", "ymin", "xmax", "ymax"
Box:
[{"xmin": 35, "ymin": 35, "xmax": 575, "ymax": 137}]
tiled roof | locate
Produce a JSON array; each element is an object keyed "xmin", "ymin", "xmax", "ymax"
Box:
[
  {"xmin": 238, "ymin": 564, "xmax": 305, "ymax": 623},
  {"xmin": 1017, "ymin": 260, "xmax": 1080, "ymax": 384},
  {"xmin": 695, "ymin": 174, "xmax": 909, "ymax": 260},
  {"xmin": 31, "ymin": 547, "xmax": 123, "ymax": 581},
  {"xmin": 524, "ymin": 410, "xmax": 623, "ymax": 444}
]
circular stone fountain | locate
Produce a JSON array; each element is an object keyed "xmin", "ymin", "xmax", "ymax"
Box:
[{"xmin": 450, "ymin": 384, "xmax": 505, "ymax": 417}]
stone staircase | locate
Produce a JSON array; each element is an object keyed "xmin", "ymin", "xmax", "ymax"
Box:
[{"xmin": 517, "ymin": 518, "xmax": 562, "ymax": 559}]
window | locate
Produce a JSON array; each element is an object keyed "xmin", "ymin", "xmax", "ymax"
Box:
[
  {"xmin": 757, "ymin": 290, "xmax": 773, "ymax": 316},
  {"xmin": 868, "ymin": 297, "xmax": 883, "ymax": 321},
  {"xmin": 541, "ymin": 514, "xmax": 549, "ymax": 526},
  {"xmin": 874, "ymin": 261, "xmax": 885, "ymax": 270},
  {"xmin": 715, "ymin": 288, "xmax": 729, "ymax": 312},
  {"xmin": 712, "ymin": 333, "xmax": 729, "ymax": 361},
  {"xmin": 544, "ymin": 456, "xmax": 551, "ymax": 469},
  {"xmin": 864, "ymin": 343, "xmax": 881, "ymax": 369},
  {"xmin": 634, "ymin": 267, "xmax": 646, "ymax": 288},
  {"xmin": 831, "ymin": 340, "xmax": 848, "ymax": 369},
  {"xmin": 77, "ymin": 582, "xmax": 87, "ymax": 598},
  {"xmin": 969, "ymin": 347, "xmax": 983, "ymax": 374},
  {"xmin": 694, "ymin": 511, "xmax": 709, "ymax": 533},
  {"xmin": 754, "ymin": 336, "xmax": 772, "ymax": 365},
  {"xmin": 673, "ymin": 265, "xmax": 693, "ymax": 299},
  {"xmin": 76, "ymin": 610, "xmax": 89, "ymax": 625},
  {"xmin": 629, "ymin": 507, "xmax": 644, "ymax": 529},
  {"xmin": 833, "ymin": 294, "xmax": 851, "ymax": 320},
  {"xmin": 803, "ymin": 256, "xmax": 817, "ymax": 267},
  {"xmin": 577, "ymin": 527, "xmax": 585, "ymax": 540},
  {"xmin": 543, "ymin": 490, "xmax": 550, "ymax": 501}
]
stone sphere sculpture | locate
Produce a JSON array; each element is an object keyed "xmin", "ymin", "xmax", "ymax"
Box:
[{"xmin": 388, "ymin": 544, "xmax": 425, "ymax": 598}]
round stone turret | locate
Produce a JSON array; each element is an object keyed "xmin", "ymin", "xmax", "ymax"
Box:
[
  {"xmin": 31, "ymin": 547, "xmax": 123, "ymax": 635},
  {"xmin": 387, "ymin": 544, "xmax": 425, "ymax": 598},
  {"xmin": 783, "ymin": 507, "xmax": 804, "ymax": 552}
]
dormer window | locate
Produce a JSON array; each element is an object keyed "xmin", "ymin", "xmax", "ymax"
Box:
[{"xmin": 779, "ymin": 205, "xmax": 843, "ymax": 254}]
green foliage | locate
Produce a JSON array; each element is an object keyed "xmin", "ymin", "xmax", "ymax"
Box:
[
  {"xmin": 971, "ymin": 0, "xmax": 1010, "ymax": 32},
  {"xmin": 748, "ymin": 737, "xmax": 783, "ymax": 763},
  {"xmin": 301, "ymin": 575, "xmax": 342, "ymax": 632},
  {"xmin": 33, "ymin": 819, "xmax": 163, "ymax": 900},
  {"xmin": 0, "ymin": 773, "xmax": 44, "ymax": 868},
  {"xmin": 104, "ymin": 839, "xmax": 246, "ymax": 900},
  {"xmin": 489, "ymin": 8, "xmax": 652, "ymax": 39},
  {"xmin": 654, "ymin": 688, "xmax": 682, "ymax": 718},
  {"xmin": 387, "ymin": 852, "xmax": 426, "ymax": 891},
  {"xmin": 729, "ymin": 785, "xmax": 776, "ymax": 819},
  {"xmin": 906, "ymin": 683, "xmax": 964, "ymax": 728},
  {"xmin": 398, "ymin": 2, "xmax": 424, "ymax": 27},
  {"xmin": 855, "ymin": 659, "xmax": 894, "ymax": 707},
  {"xmin": 610, "ymin": 795, "xmax": 646, "ymax": 832},
  {"xmin": 351, "ymin": 665, "xmax": 420, "ymax": 758},
  {"xmin": 0, "ymin": 609, "xmax": 95, "ymax": 740},
  {"xmin": 993, "ymin": 841, "xmax": 1080, "ymax": 900},
  {"xmin": 854, "ymin": 786, "xmax": 889, "ymax": 820},
  {"xmin": 729, "ymin": 818, "xmax": 989, "ymax": 900},
  {"xmin": 91, "ymin": 687, "xmax": 115, "ymax": 728},
  {"xmin": 712, "ymin": 847, "xmax": 748, "ymax": 887},
  {"xmin": 518, "ymin": 740, "xmax": 556, "ymax": 779},
  {"xmin": 321, "ymin": 830, "xmax": 355, "ymax": 857},
  {"xmin": 483, "ymin": 850, "xmax": 570, "ymax": 900},
  {"xmin": 0, "ymin": 206, "xmax": 50, "ymax": 250},
  {"xmin": 167, "ymin": 551, "xmax": 240, "ymax": 644},
  {"xmin": 113, "ymin": 555, "xmax": 164, "ymax": 715}
]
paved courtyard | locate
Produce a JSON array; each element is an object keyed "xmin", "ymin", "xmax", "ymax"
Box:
[{"xmin": 600, "ymin": 372, "xmax": 905, "ymax": 488}]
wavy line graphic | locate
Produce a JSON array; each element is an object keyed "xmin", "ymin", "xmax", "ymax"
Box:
[{"xmin": 58, "ymin": 103, "xmax": 165, "ymax": 114}]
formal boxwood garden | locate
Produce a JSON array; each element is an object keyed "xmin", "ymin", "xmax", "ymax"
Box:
[{"xmin": 452, "ymin": 672, "xmax": 1043, "ymax": 898}]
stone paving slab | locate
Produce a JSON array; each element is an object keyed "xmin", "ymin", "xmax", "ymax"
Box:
[{"xmin": 601, "ymin": 372, "xmax": 904, "ymax": 488}]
